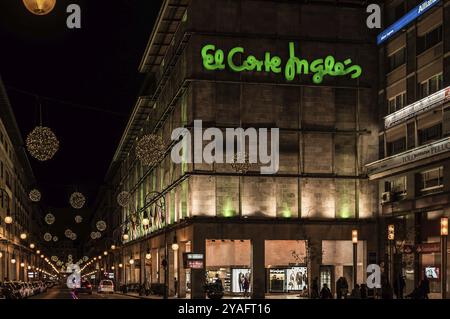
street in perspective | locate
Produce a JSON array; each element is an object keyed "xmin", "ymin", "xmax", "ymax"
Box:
[{"xmin": 1, "ymin": 0, "xmax": 450, "ymax": 309}]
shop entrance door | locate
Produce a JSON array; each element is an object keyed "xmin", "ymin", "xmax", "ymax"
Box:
[{"xmin": 320, "ymin": 265, "xmax": 334, "ymax": 295}]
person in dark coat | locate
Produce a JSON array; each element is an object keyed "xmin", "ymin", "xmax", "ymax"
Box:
[
  {"xmin": 394, "ymin": 274, "xmax": 406, "ymax": 299},
  {"xmin": 360, "ymin": 283, "xmax": 368, "ymax": 299},
  {"xmin": 320, "ymin": 283, "xmax": 333, "ymax": 299}
]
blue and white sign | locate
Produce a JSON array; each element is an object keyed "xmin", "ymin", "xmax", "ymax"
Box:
[{"xmin": 377, "ymin": 0, "xmax": 441, "ymax": 45}]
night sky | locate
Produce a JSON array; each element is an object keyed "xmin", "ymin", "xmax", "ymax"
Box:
[{"xmin": 0, "ymin": 1, "xmax": 161, "ymax": 244}]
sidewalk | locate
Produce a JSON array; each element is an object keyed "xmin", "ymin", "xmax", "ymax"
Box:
[{"xmin": 115, "ymin": 291, "xmax": 186, "ymax": 299}]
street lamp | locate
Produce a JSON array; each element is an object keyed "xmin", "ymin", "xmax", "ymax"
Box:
[
  {"xmin": 36, "ymin": 250, "xmax": 40, "ymax": 254},
  {"xmin": 4, "ymin": 215, "xmax": 13, "ymax": 224},
  {"xmin": 123, "ymin": 234, "xmax": 129, "ymax": 241},
  {"xmin": 441, "ymin": 217, "xmax": 448, "ymax": 299},
  {"xmin": 145, "ymin": 248, "xmax": 151, "ymax": 260},
  {"xmin": 30, "ymin": 243, "xmax": 35, "ymax": 249},
  {"xmin": 11, "ymin": 255, "xmax": 16, "ymax": 264},
  {"xmin": 388, "ymin": 224, "xmax": 395, "ymax": 286},
  {"xmin": 352, "ymin": 229, "xmax": 358, "ymax": 288},
  {"xmin": 129, "ymin": 257, "xmax": 134, "ymax": 265},
  {"xmin": 20, "ymin": 233, "xmax": 27, "ymax": 240},
  {"xmin": 104, "ymin": 251, "xmax": 108, "ymax": 256},
  {"xmin": 111, "ymin": 244, "xmax": 116, "ymax": 250},
  {"xmin": 171, "ymin": 235, "xmax": 179, "ymax": 251},
  {"xmin": 119, "ymin": 263, "xmax": 123, "ymax": 268}
]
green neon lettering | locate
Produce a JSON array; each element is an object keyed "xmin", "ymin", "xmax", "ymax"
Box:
[
  {"xmin": 201, "ymin": 44, "xmax": 225, "ymax": 70},
  {"xmin": 285, "ymin": 42, "xmax": 309, "ymax": 81},
  {"xmin": 227, "ymin": 47, "xmax": 246, "ymax": 72},
  {"xmin": 200, "ymin": 43, "xmax": 363, "ymax": 84},
  {"xmin": 264, "ymin": 52, "xmax": 282, "ymax": 73}
]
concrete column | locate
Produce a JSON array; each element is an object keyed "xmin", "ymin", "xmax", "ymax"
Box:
[
  {"xmin": 191, "ymin": 233, "xmax": 206, "ymax": 299},
  {"xmin": 251, "ymin": 238, "xmax": 265, "ymax": 299},
  {"xmin": 308, "ymin": 238, "xmax": 322, "ymax": 292}
]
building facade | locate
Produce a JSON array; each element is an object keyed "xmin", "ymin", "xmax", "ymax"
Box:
[
  {"xmin": 0, "ymin": 76, "xmax": 43, "ymax": 282},
  {"xmin": 367, "ymin": 0, "xmax": 450, "ymax": 297},
  {"xmin": 89, "ymin": 0, "xmax": 382, "ymax": 298}
]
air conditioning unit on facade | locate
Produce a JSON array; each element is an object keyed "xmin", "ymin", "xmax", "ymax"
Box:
[{"xmin": 381, "ymin": 192, "xmax": 392, "ymax": 204}]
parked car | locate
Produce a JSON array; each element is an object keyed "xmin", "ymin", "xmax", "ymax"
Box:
[
  {"xmin": 98, "ymin": 280, "xmax": 114, "ymax": 294},
  {"xmin": 75, "ymin": 279, "xmax": 92, "ymax": 295}
]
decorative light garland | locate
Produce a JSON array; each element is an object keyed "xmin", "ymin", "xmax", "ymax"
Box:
[
  {"xmin": 70, "ymin": 192, "xmax": 86, "ymax": 209},
  {"xmin": 117, "ymin": 191, "xmax": 131, "ymax": 207},
  {"xmin": 44, "ymin": 213, "xmax": 55, "ymax": 225},
  {"xmin": 136, "ymin": 134, "xmax": 165, "ymax": 167},
  {"xmin": 96, "ymin": 221, "xmax": 107, "ymax": 231},
  {"xmin": 29, "ymin": 189, "xmax": 41, "ymax": 202},
  {"xmin": 26, "ymin": 126, "xmax": 59, "ymax": 161},
  {"xmin": 231, "ymin": 152, "xmax": 251, "ymax": 173}
]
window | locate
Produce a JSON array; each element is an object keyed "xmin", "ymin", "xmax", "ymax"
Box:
[
  {"xmin": 417, "ymin": 25, "xmax": 442, "ymax": 54},
  {"xmin": 418, "ymin": 167, "xmax": 443, "ymax": 195},
  {"xmin": 388, "ymin": 48, "xmax": 406, "ymax": 72},
  {"xmin": 418, "ymin": 123, "xmax": 442, "ymax": 145},
  {"xmin": 388, "ymin": 92, "xmax": 407, "ymax": 114},
  {"xmin": 385, "ymin": 176, "xmax": 407, "ymax": 196},
  {"xmin": 420, "ymin": 73, "xmax": 443, "ymax": 98},
  {"xmin": 387, "ymin": 137, "xmax": 406, "ymax": 156}
]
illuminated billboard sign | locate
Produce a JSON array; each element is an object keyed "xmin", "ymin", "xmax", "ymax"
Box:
[
  {"xmin": 377, "ymin": 0, "xmax": 441, "ymax": 45},
  {"xmin": 201, "ymin": 42, "xmax": 362, "ymax": 84}
]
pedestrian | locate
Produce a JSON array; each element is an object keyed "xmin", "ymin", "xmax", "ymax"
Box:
[
  {"xmin": 381, "ymin": 281, "xmax": 394, "ymax": 299},
  {"xmin": 360, "ymin": 283, "xmax": 368, "ymax": 299},
  {"xmin": 320, "ymin": 283, "xmax": 333, "ymax": 299},
  {"xmin": 394, "ymin": 274, "xmax": 406, "ymax": 299},
  {"xmin": 174, "ymin": 277, "xmax": 178, "ymax": 297},
  {"xmin": 243, "ymin": 276, "xmax": 250, "ymax": 298},
  {"xmin": 336, "ymin": 277, "xmax": 343, "ymax": 299},
  {"xmin": 350, "ymin": 284, "xmax": 361, "ymax": 299},
  {"xmin": 214, "ymin": 273, "xmax": 223, "ymax": 288},
  {"xmin": 310, "ymin": 277, "xmax": 319, "ymax": 299}
]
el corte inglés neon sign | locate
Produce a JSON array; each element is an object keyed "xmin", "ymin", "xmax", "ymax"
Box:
[{"xmin": 201, "ymin": 42, "xmax": 362, "ymax": 84}]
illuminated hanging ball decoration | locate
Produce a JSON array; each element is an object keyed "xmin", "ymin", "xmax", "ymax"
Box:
[
  {"xmin": 26, "ymin": 126, "xmax": 59, "ymax": 161},
  {"xmin": 83, "ymin": 256, "xmax": 88, "ymax": 262},
  {"xmin": 136, "ymin": 134, "xmax": 165, "ymax": 167},
  {"xmin": 96, "ymin": 221, "xmax": 107, "ymax": 232},
  {"xmin": 69, "ymin": 192, "xmax": 86, "ymax": 209},
  {"xmin": 231, "ymin": 152, "xmax": 251, "ymax": 174},
  {"xmin": 74, "ymin": 215, "xmax": 83, "ymax": 223},
  {"xmin": 43, "ymin": 233, "xmax": 52, "ymax": 242},
  {"xmin": 56, "ymin": 261, "xmax": 62, "ymax": 266},
  {"xmin": 44, "ymin": 213, "xmax": 55, "ymax": 225},
  {"xmin": 52, "ymin": 236, "xmax": 58, "ymax": 242},
  {"xmin": 70, "ymin": 233, "xmax": 77, "ymax": 241},
  {"xmin": 51, "ymin": 256, "xmax": 58, "ymax": 262},
  {"xmin": 64, "ymin": 229, "xmax": 73, "ymax": 238},
  {"xmin": 90, "ymin": 232, "xmax": 98, "ymax": 240},
  {"xmin": 23, "ymin": 0, "xmax": 56, "ymax": 15},
  {"xmin": 95, "ymin": 231, "xmax": 102, "ymax": 239},
  {"xmin": 29, "ymin": 189, "xmax": 41, "ymax": 202},
  {"xmin": 117, "ymin": 191, "xmax": 131, "ymax": 207}
]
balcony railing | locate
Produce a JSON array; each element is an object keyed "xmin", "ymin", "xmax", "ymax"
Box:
[{"xmin": 384, "ymin": 86, "xmax": 450, "ymax": 130}]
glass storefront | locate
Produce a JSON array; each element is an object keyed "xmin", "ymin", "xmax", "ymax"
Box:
[{"xmin": 267, "ymin": 266, "xmax": 308, "ymax": 293}]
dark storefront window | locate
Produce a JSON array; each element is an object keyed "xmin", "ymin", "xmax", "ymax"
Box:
[
  {"xmin": 417, "ymin": 25, "xmax": 442, "ymax": 54},
  {"xmin": 387, "ymin": 137, "xmax": 406, "ymax": 156},
  {"xmin": 418, "ymin": 123, "xmax": 442, "ymax": 146},
  {"xmin": 417, "ymin": 167, "xmax": 443, "ymax": 195}
]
